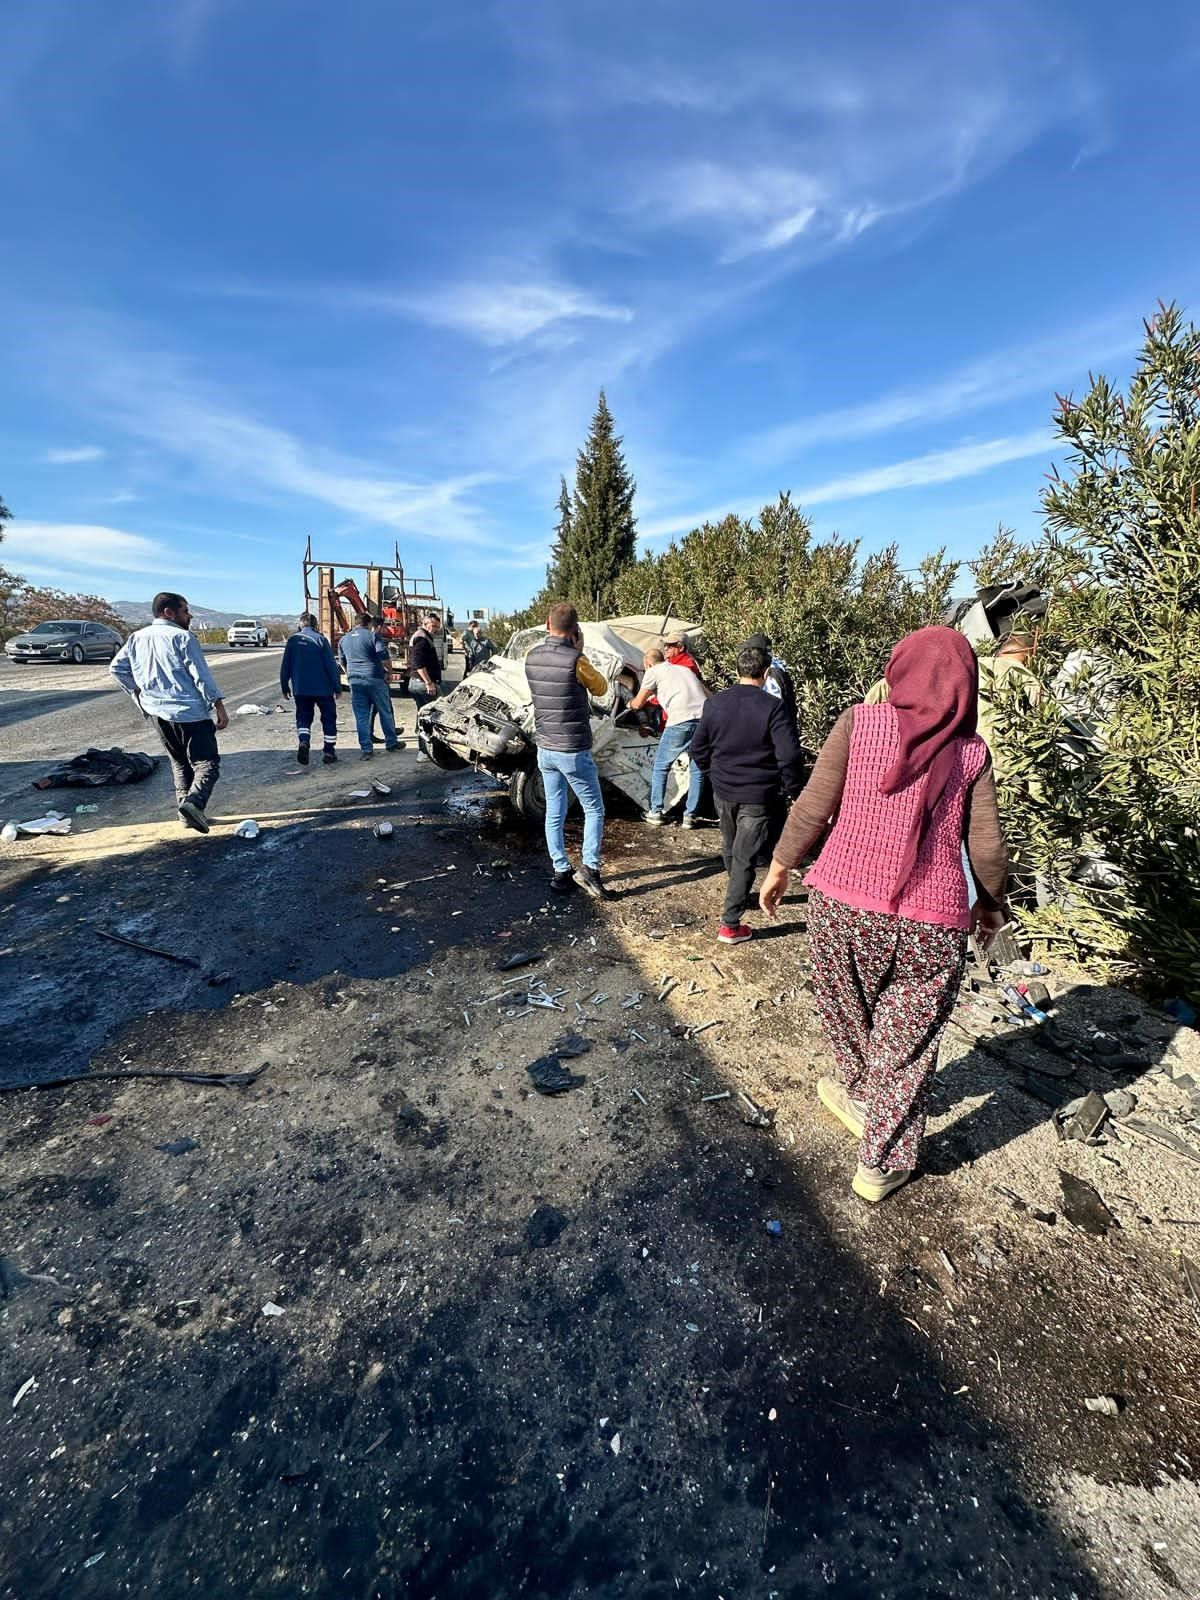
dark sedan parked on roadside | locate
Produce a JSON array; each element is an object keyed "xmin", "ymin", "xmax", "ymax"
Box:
[{"xmin": 4, "ymin": 620, "xmax": 125, "ymax": 664}]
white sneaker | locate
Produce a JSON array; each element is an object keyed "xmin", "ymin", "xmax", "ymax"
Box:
[{"xmin": 415, "ymin": 751, "xmax": 430, "ymax": 763}]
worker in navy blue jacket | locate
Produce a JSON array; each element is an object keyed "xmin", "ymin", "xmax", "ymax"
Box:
[{"xmin": 280, "ymin": 614, "xmax": 342, "ymax": 765}]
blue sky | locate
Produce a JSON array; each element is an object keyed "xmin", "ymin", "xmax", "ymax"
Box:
[{"xmin": 2, "ymin": 0, "xmax": 1198, "ymax": 618}]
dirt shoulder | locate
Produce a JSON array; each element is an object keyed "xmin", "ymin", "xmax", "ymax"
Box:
[{"xmin": 1, "ymin": 778, "xmax": 1198, "ymax": 1600}]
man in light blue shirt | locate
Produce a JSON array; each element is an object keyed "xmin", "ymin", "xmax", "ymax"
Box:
[
  {"xmin": 110, "ymin": 591, "xmax": 228, "ymax": 833},
  {"xmin": 338, "ymin": 614, "xmax": 401, "ymax": 759}
]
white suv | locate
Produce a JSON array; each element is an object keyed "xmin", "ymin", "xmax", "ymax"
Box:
[{"xmin": 227, "ymin": 619, "xmax": 269, "ymax": 648}]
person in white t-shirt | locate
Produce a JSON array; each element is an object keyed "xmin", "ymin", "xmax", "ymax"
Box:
[{"xmin": 628, "ymin": 648, "xmax": 711, "ymax": 826}]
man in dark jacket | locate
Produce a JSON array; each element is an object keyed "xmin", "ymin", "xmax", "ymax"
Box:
[
  {"xmin": 689, "ymin": 644, "xmax": 804, "ymax": 943},
  {"xmin": 280, "ymin": 614, "xmax": 342, "ymax": 765},
  {"xmin": 524, "ymin": 602, "xmax": 609, "ymax": 898},
  {"xmin": 409, "ymin": 613, "xmax": 444, "ymax": 761}
]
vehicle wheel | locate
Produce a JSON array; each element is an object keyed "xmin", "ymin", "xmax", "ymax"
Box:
[
  {"xmin": 508, "ymin": 765, "xmax": 547, "ymax": 826},
  {"xmin": 70, "ymin": 643, "xmax": 85, "ymax": 664}
]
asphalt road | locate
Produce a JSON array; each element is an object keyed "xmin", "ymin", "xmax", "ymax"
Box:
[{"xmin": 0, "ymin": 647, "xmax": 290, "ymax": 811}]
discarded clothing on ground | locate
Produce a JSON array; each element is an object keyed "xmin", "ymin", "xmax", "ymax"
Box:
[{"xmin": 33, "ymin": 747, "xmax": 159, "ymax": 790}]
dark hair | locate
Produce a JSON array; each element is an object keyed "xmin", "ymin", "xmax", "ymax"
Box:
[
  {"xmin": 357, "ymin": 611, "xmax": 374, "ymax": 626},
  {"xmin": 298, "ymin": 612, "xmax": 317, "ymax": 628},
  {"xmin": 547, "ymin": 601, "xmax": 578, "ymax": 634},
  {"xmin": 742, "ymin": 632, "xmax": 772, "ymax": 654},
  {"xmin": 737, "ymin": 645, "xmax": 770, "ymax": 680},
  {"xmin": 152, "ymin": 591, "xmax": 187, "ymax": 617}
]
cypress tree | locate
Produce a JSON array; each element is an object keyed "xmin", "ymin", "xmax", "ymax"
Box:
[
  {"xmin": 546, "ymin": 475, "xmax": 573, "ymax": 594},
  {"xmin": 555, "ymin": 391, "xmax": 637, "ymax": 616}
]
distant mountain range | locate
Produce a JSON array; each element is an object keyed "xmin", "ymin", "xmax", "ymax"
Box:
[{"xmin": 113, "ymin": 601, "xmax": 296, "ymax": 629}]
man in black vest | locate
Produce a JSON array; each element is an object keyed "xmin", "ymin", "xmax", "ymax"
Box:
[{"xmin": 524, "ymin": 602, "xmax": 609, "ymax": 898}]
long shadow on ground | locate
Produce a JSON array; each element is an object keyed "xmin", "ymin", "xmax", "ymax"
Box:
[{"xmin": 1, "ymin": 780, "xmax": 1182, "ymax": 1598}]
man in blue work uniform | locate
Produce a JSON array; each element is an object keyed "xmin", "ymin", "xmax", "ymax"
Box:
[{"xmin": 280, "ymin": 613, "xmax": 342, "ymax": 765}]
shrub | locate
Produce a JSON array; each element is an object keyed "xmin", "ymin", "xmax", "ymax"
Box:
[{"xmin": 977, "ymin": 303, "xmax": 1200, "ymax": 994}]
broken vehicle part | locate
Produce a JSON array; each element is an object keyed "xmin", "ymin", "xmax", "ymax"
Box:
[
  {"xmin": 738, "ymin": 1091, "xmax": 775, "ymax": 1128},
  {"xmin": 547, "ymin": 1031, "xmax": 592, "ymax": 1059},
  {"xmin": 1055, "ymin": 1091, "xmax": 1110, "ymax": 1143},
  {"xmin": 1059, "ymin": 1171, "xmax": 1118, "ymax": 1236},
  {"xmin": 1, "ymin": 1061, "xmax": 271, "ymax": 1094},
  {"xmin": 1119, "ymin": 1119, "xmax": 1200, "ymax": 1165},
  {"xmin": 526, "ymin": 1056, "xmax": 585, "ymax": 1095},
  {"xmin": 497, "ymin": 951, "xmax": 539, "ymax": 972},
  {"xmin": 1083, "ymin": 1396, "xmax": 1122, "ymax": 1416},
  {"xmin": 417, "ymin": 615, "xmax": 702, "ymax": 820},
  {"xmin": 95, "ymin": 928, "xmax": 202, "ymax": 968}
]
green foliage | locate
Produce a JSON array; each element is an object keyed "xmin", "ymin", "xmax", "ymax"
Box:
[
  {"xmin": 980, "ymin": 303, "xmax": 1200, "ymax": 994},
  {"xmin": 613, "ymin": 494, "xmax": 954, "ymax": 754},
  {"xmin": 0, "ymin": 491, "xmax": 10, "ymax": 539},
  {"xmin": 549, "ymin": 391, "xmax": 637, "ymax": 617}
]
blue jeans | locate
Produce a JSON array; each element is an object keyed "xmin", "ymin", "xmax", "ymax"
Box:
[
  {"xmin": 538, "ymin": 747, "xmax": 605, "ymax": 873},
  {"xmin": 650, "ymin": 718, "xmax": 704, "ymax": 815},
  {"xmin": 349, "ymin": 679, "xmax": 397, "ymax": 752}
]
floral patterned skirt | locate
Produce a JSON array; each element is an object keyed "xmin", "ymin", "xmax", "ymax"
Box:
[{"xmin": 807, "ymin": 889, "xmax": 967, "ymax": 1171}]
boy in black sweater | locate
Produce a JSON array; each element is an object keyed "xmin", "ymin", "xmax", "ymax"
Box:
[{"xmin": 689, "ymin": 645, "xmax": 805, "ymax": 943}]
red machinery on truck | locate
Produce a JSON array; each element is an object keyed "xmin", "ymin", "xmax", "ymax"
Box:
[{"xmin": 301, "ymin": 537, "xmax": 448, "ymax": 692}]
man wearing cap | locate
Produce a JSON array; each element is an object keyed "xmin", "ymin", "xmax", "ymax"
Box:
[{"xmin": 663, "ymin": 631, "xmax": 704, "ymax": 681}]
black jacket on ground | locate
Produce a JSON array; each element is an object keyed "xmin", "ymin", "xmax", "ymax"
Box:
[
  {"xmin": 526, "ymin": 634, "xmax": 592, "ymax": 752},
  {"xmin": 689, "ymin": 684, "xmax": 804, "ymax": 804}
]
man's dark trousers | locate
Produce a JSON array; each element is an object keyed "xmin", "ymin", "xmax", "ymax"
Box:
[
  {"xmin": 155, "ymin": 717, "xmax": 220, "ymax": 809},
  {"xmin": 716, "ymin": 798, "xmax": 784, "ymax": 927},
  {"xmin": 295, "ymin": 693, "xmax": 337, "ymax": 749}
]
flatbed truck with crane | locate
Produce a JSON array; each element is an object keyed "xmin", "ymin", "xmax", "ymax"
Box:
[{"xmin": 301, "ymin": 537, "xmax": 449, "ymax": 692}]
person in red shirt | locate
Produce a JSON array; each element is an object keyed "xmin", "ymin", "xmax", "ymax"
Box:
[{"xmin": 663, "ymin": 631, "xmax": 704, "ymax": 680}]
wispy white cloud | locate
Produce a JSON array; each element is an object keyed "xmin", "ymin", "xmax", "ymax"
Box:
[
  {"xmin": 629, "ymin": 161, "xmax": 880, "ymax": 262},
  {"xmin": 74, "ymin": 338, "xmax": 500, "ymax": 547},
  {"xmin": 639, "ymin": 430, "xmax": 1054, "ymax": 541},
  {"xmin": 387, "ymin": 281, "xmax": 634, "ymax": 347},
  {"xmin": 41, "ymin": 445, "xmax": 106, "ymax": 464},
  {"xmin": 743, "ymin": 316, "xmax": 1137, "ymax": 463},
  {"xmin": 216, "ymin": 276, "xmax": 634, "ymax": 348},
  {"xmin": 795, "ymin": 430, "xmax": 1054, "ymax": 506},
  {"xmin": 567, "ymin": 17, "xmax": 1100, "ymax": 263},
  {"xmin": 4, "ymin": 521, "xmax": 212, "ymax": 578}
]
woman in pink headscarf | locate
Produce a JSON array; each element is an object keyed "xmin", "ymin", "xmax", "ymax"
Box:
[{"xmin": 759, "ymin": 628, "xmax": 1008, "ymax": 1202}]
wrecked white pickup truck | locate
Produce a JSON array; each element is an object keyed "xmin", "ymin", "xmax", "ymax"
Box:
[{"xmin": 417, "ymin": 615, "xmax": 701, "ymax": 822}]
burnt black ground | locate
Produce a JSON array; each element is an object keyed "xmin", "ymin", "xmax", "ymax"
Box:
[{"xmin": 0, "ymin": 768, "xmax": 1189, "ymax": 1598}]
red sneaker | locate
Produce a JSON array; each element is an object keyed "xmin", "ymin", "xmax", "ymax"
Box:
[{"xmin": 717, "ymin": 923, "xmax": 752, "ymax": 944}]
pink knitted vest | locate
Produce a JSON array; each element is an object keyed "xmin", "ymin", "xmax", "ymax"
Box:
[{"xmin": 804, "ymin": 703, "xmax": 987, "ymax": 930}]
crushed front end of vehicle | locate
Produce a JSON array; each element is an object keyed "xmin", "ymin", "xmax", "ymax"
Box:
[{"xmin": 417, "ymin": 617, "xmax": 700, "ymax": 822}]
